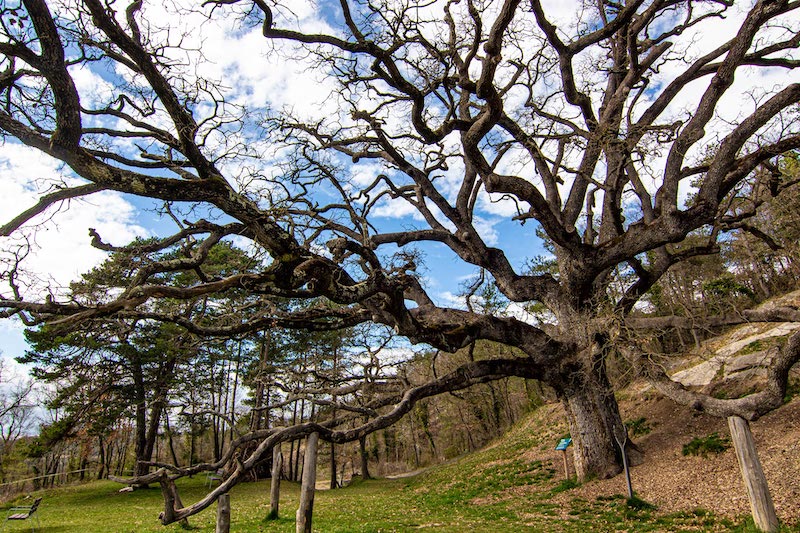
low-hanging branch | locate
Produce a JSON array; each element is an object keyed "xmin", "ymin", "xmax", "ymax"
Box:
[
  {"xmin": 110, "ymin": 356, "xmax": 546, "ymax": 524},
  {"xmin": 625, "ymin": 307, "xmax": 800, "ymax": 330},
  {"xmin": 0, "ymin": 183, "xmax": 105, "ymax": 237},
  {"xmin": 636, "ymin": 330, "xmax": 800, "ymax": 421}
]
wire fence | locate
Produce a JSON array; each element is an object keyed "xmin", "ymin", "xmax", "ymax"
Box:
[
  {"xmin": 0, "ymin": 468, "xmax": 93, "ymax": 489},
  {"xmin": 0, "ymin": 469, "xmax": 92, "ymax": 500}
]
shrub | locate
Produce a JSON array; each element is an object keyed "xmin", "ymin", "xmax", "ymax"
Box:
[
  {"xmin": 626, "ymin": 417, "xmax": 652, "ymax": 437},
  {"xmin": 682, "ymin": 433, "xmax": 731, "ymax": 457}
]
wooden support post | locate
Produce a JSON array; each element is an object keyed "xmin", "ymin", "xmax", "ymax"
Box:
[
  {"xmin": 727, "ymin": 416, "xmax": 779, "ymax": 533},
  {"xmin": 216, "ymin": 493, "xmax": 231, "ymax": 533},
  {"xmin": 621, "ymin": 443, "xmax": 633, "ymax": 499},
  {"xmin": 296, "ymin": 432, "xmax": 319, "ymax": 533},
  {"xmin": 561, "ymin": 450, "xmax": 569, "ymax": 479},
  {"xmin": 268, "ymin": 443, "xmax": 283, "ymax": 520}
]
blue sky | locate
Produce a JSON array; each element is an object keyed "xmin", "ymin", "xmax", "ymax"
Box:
[{"xmin": 2, "ymin": 0, "xmax": 798, "ymax": 376}]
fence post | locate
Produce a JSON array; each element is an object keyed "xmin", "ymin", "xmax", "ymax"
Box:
[
  {"xmin": 728, "ymin": 416, "xmax": 779, "ymax": 533},
  {"xmin": 216, "ymin": 493, "xmax": 231, "ymax": 533},
  {"xmin": 268, "ymin": 443, "xmax": 283, "ymax": 520},
  {"xmin": 296, "ymin": 432, "xmax": 319, "ymax": 533}
]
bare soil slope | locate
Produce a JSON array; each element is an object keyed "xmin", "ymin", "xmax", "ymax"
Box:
[
  {"xmin": 551, "ymin": 393, "xmax": 800, "ymax": 522},
  {"xmin": 536, "ymin": 290, "xmax": 800, "ymax": 523}
]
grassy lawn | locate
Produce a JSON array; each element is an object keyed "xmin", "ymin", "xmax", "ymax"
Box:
[
  {"xmin": 3, "ymin": 471, "xmax": 793, "ymax": 533},
  {"xmin": 1, "ymin": 468, "xmax": 798, "ymax": 532},
  {"xmin": 3, "ymin": 415, "xmax": 798, "ymax": 532}
]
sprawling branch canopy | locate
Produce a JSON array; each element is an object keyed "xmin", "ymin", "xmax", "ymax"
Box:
[{"xmin": 2, "ymin": 0, "xmax": 800, "ymax": 523}]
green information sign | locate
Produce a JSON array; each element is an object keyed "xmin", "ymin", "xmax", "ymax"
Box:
[{"xmin": 555, "ymin": 437, "xmax": 572, "ymax": 451}]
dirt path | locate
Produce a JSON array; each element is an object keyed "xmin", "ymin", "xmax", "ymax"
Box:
[{"xmin": 386, "ymin": 468, "xmax": 428, "ymax": 479}]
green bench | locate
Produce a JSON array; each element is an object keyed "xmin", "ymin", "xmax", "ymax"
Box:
[{"xmin": 2, "ymin": 497, "xmax": 41, "ymax": 531}]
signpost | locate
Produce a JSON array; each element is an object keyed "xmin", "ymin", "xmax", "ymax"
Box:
[{"xmin": 555, "ymin": 437, "xmax": 572, "ymax": 479}]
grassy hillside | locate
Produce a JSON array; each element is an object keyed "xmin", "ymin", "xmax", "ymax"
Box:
[{"xmin": 4, "ymin": 396, "xmax": 799, "ymax": 532}]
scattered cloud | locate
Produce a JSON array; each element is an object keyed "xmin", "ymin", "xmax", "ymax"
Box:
[
  {"xmin": 0, "ymin": 143, "xmax": 148, "ymax": 299},
  {"xmin": 472, "ymin": 216, "xmax": 501, "ymax": 246},
  {"xmin": 435, "ymin": 290, "xmax": 467, "ymax": 310},
  {"xmin": 371, "ymin": 196, "xmax": 423, "ymax": 220}
]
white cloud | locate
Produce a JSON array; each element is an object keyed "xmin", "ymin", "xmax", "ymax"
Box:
[
  {"xmin": 478, "ymin": 190, "xmax": 528, "ymax": 218},
  {"xmin": 0, "ymin": 143, "xmax": 148, "ymax": 299},
  {"xmin": 136, "ymin": 0, "xmax": 342, "ymax": 117},
  {"xmin": 349, "ymin": 162, "xmax": 387, "ymax": 188},
  {"xmin": 67, "ymin": 64, "xmax": 115, "ymax": 108},
  {"xmin": 472, "ymin": 216, "xmax": 501, "ymax": 246},
  {"xmin": 371, "ymin": 196, "xmax": 422, "ymax": 220},
  {"xmin": 435, "ymin": 290, "xmax": 466, "ymax": 310}
]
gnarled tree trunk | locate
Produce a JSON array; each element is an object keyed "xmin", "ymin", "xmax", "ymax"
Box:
[
  {"xmin": 560, "ymin": 383, "xmax": 624, "ymax": 480},
  {"xmin": 555, "ymin": 346, "xmax": 637, "ymax": 481}
]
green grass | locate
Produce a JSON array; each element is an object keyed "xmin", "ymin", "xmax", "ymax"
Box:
[
  {"xmin": 682, "ymin": 433, "xmax": 732, "ymax": 457},
  {"xmin": 626, "ymin": 417, "xmax": 653, "ymax": 437},
  {"xmin": 3, "ymin": 411, "xmax": 799, "ymax": 532}
]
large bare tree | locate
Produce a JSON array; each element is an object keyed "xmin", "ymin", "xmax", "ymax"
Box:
[{"xmin": 2, "ymin": 0, "xmax": 800, "ymax": 524}]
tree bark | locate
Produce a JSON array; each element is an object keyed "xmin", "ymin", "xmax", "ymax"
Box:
[
  {"xmin": 296, "ymin": 432, "xmax": 319, "ymax": 533},
  {"xmin": 189, "ymin": 417, "xmax": 197, "ymax": 467},
  {"xmin": 294, "ymin": 398, "xmax": 306, "ymax": 481},
  {"xmin": 556, "ymin": 334, "xmax": 646, "ymax": 481},
  {"xmin": 132, "ymin": 355, "xmax": 149, "ymax": 479},
  {"xmin": 216, "ymin": 492, "xmax": 230, "ymax": 533},
  {"xmin": 211, "ymin": 361, "xmax": 222, "ymax": 462},
  {"xmin": 358, "ymin": 435, "xmax": 371, "ymax": 479},
  {"xmin": 97, "ymin": 435, "xmax": 106, "ymax": 480},
  {"xmin": 164, "ymin": 411, "xmax": 180, "ymax": 468},
  {"xmin": 408, "ymin": 415, "xmax": 420, "ymax": 468},
  {"xmin": 79, "ymin": 454, "xmax": 88, "ymax": 481},
  {"xmin": 558, "ymin": 356, "xmax": 631, "ymax": 481},
  {"xmin": 114, "ymin": 436, "xmax": 126, "ymax": 476},
  {"xmin": 329, "ymin": 442, "xmax": 337, "ymax": 489},
  {"xmin": 268, "ymin": 444, "xmax": 282, "ymax": 520},
  {"xmin": 249, "ymin": 333, "xmax": 271, "ymax": 432},
  {"xmin": 728, "ymin": 416, "xmax": 779, "ymax": 533},
  {"xmin": 146, "ymin": 358, "xmax": 177, "ymax": 467},
  {"xmin": 562, "ymin": 386, "xmax": 622, "ymax": 480},
  {"xmin": 134, "ymin": 354, "xmax": 176, "ymax": 482}
]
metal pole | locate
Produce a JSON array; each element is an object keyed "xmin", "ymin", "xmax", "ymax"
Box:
[{"xmin": 614, "ymin": 431, "xmax": 633, "ymax": 499}]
